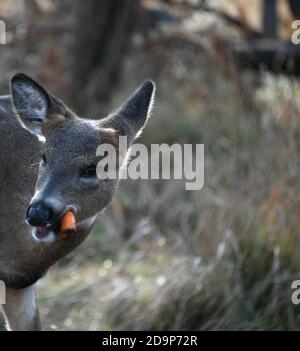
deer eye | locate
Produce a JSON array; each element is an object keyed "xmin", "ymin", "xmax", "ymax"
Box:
[
  {"xmin": 80, "ymin": 164, "xmax": 97, "ymax": 178},
  {"xmin": 41, "ymin": 154, "xmax": 47, "ymax": 164}
]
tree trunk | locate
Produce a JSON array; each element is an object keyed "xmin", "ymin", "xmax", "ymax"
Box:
[
  {"xmin": 288, "ymin": 0, "xmax": 300, "ymax": 19},
  {"xmin": 262, "ymin": 0, "xmax": 277, "ymax": 38},
  {"xmin": 70, "ymin": 0, "xmax": 139, "ymax": 112}
]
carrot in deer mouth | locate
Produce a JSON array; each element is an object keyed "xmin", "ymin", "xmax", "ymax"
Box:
[{"xmin": 60, "ymin": 211, "xmax": 76, "ymax": 239}]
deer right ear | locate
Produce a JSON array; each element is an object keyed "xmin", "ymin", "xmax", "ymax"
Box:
[
  {"xmin": 10, "ymin": 73, "xmax": 51, "ymax": 137},
  {"xmin": 101, "ymin": 80, "xmax": 155, "ymax": 144}
]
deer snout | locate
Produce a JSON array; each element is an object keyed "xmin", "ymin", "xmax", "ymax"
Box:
[{"xmin": 26, "ymin": 201, "xmax": 57, "ymax": 227}]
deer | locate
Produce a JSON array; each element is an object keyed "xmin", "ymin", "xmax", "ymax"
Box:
[{"xmin": 0, "ymin": 73, "xmax": 155, "ymax": 331}]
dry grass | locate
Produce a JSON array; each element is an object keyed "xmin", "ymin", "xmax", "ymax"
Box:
[{"xmin": 37, "ymin": 11, "xmax": 300, "ymax": 330}]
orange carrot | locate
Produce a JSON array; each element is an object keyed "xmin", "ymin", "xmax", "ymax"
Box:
[{"xmin": 61, "ymin": 211, "xmax": 76, "ymax": 239}]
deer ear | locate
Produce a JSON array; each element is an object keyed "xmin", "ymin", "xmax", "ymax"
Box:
[
  {"xmin": 102, "ymin": 80, "xmax": 155, "ymax": 143},
  {"xmin": 10, "ymin": 73, "xmax": 51, "ymax": 137},
  {"xmin": 120, "ymin": 80, "xmax": 155, "ymax": 137}
]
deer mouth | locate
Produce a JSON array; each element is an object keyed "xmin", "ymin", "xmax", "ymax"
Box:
[
  {"xmin": 31, "ymin": 211, "xmax": 97, "ymax": 244},
  {"xmin": 30, "ymin": 206, "xmax": 78, "ymax": 242},
  {"xmin": 32, "ymin": 222, "xmax": 60, "ymax": 242}
]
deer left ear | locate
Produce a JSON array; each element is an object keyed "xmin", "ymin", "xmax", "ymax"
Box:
[{"xmin": 10, "ymin": 73, "xmax": 51, "ymax": 136}]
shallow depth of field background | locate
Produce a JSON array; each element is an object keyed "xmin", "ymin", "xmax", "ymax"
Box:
[{"xmin": 1, "ymin": 0, "xmax": 300, "ymax": 330}]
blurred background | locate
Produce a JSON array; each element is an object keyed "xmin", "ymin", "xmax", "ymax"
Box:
[{"xmin": 1, "ymin": 0, "xmax": 300, "ymax": 331}]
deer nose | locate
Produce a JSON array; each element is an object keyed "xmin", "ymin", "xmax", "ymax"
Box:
[{"xmin": 26, "ymin": 203, "xmax": 55, "ymax": 227}]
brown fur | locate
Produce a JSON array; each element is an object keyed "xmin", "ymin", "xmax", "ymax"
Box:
[{"xmin": 42, "ymin": 114, "xmax": 66, "ymax": 137}]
